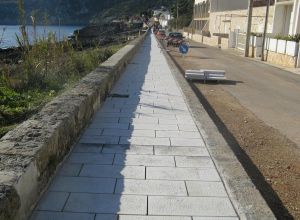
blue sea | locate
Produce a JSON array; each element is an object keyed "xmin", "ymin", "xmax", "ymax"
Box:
[{"xmin": 0, "ymin": 25, "xmax": 83, "ymax": 49}]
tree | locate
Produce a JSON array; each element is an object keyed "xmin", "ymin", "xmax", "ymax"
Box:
[{"xmin": 170, "ymin": 0, "xmax": 194, "ymax": 29}]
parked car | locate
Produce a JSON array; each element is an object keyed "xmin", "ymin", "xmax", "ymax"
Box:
[
  {"xmin": 156, "ymin": 29, "xmax": 166, "ymax": 40},
  {"xmin": 166, "ymin": 32, "xmax": 184, "ymax": 47}
]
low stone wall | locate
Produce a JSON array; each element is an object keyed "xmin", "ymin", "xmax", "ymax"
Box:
[
  {"xmin": 265, "ymin": 50, "xmax": 297, "ymax": 68},
  {"xmin": 184, "ymin": 32, "xmax": 229, "ymax": 49},
  {"xmin": 0, "ymin": 31, "xmax": 148, "ymax": 220}
]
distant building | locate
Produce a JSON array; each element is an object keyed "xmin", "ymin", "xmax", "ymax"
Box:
[{"xmin": 153, "ymin": 7, "xmax": 173, "ymax": 29}]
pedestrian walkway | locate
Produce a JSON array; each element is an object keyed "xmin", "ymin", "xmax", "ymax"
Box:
[{"xmin": 30, "ymin": 33, "xmax": 239, "ymax": 220}]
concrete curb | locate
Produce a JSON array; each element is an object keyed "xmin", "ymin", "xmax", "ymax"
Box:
[
  {"xmin": 0, "ymin": 31, "xmax": 149, "ymax": 220},
  {"xmin": 159, "ymin": 41, "xmax": 276, "ymax": 219}
]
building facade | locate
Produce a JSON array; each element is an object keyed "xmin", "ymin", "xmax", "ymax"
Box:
[{"xmin": 273, "ymin": 0, "xmax": 300, "ymax": 35}]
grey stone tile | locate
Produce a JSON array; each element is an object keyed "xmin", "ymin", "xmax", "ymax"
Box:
[
  {"xmin": 130, "ymin": 124, "xmax": 179, "ymax": 131},
  {"xmin": 114, "ymin": 154, "xmax": 175, "ymax": 167},
  {"xmin": 146, "ymin": 167, "xmax": 220, "ymax": 181},
  {"xmin": 178, "ymin": 124, "xmax": 199, "ymax": 132},
  {"xmin": 119, "ymin": 216, "xmax": 192, "ymax": 220},
  {"xmin": 170, "ymin": 138, "xmax": 205, "ymax": 147},
  {"xmin": 64, "ymin": 193, "xmax": 147, "ymax": 215},
  {"xmin": 154, "ymin": 146, "xmax": 209, "ymax": 157},
  {"xmin": 49, "ymin": 176, "xmax": 115, "ymax": 193},
  {"xmin": 156, "ymin": 131, "xmax": 201, "ymax": 138},
  {"xmin": 119, "ymin": 117, "xmax": 159, "ymax": 124},
  {"xmin": 67, "ymin": 153, "xmax": 114, "ymax": 165},
  {"xmin": 99, "ymin": 107, "xmax": 121, "ymax": 113},
  {"xmin": 88, "ymin": 122, "xmax": 129, "ymax": 129},
  {"xmin": 30, "ymin": 211, "xmax": 94, "ymax": 220},
  {"xmin": 80, "ymin": 165, "xmax": 145, "ymax": 179},
  {"xmin": 58, "ymin": 164, "xmax": 82, "ymax": 176},
  {"xmin": 175, "ymin": 156, "xmax": 215, "ymax": 168},
  {"xmin": 186, "ymin": 181, "xmax": 228, "ymax": 197},
  {"xmin": 148, "ymin": 196, "xmax": 236, "ymax": 217},
  {"xmin": 102, "ymin": 129, "xmax": 155, "ymax": 137},
  {"xmin": 80, "ymin": 136, "xmax": 119, "ymax": 145},
  {"xmin": 193, "ymin": 217, "xmax": 239, "ymax": 220},
  {"xmin": 102, "ymin": 145, "xmax": 153, "ymax": 155},
  {"xmin": 115, "ymin": 179, "xmax": 187, "ymax": 196},
  {"xmin": 73, "ymin": 143, "xmax": 102, "ymax": 153},
  {"xmin": 93, "ymin": 117, "xmax": 119, "ymax": 123},
  {"xmin": 95, "ymin": 214, "xmax": 118, "ymax": 220},
  {"xmin": 98, "ymin": 112, "xmax": 139, "ymax": 118},
  {"xmin": 36, "ymin": 192, "xmax": 69, "ymax": 211},
  {"xmin": 83, "ymin": 129, "xmax": 103, "ymax": 136},
  {"xmin": 119, "ymin": 137, "xmax": 170, "ymax": 146}
]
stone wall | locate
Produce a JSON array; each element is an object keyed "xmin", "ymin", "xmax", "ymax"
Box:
[
  {"xmin": 265, "ymin": 50, "xmax": 297, "ymax": 68},
  {"xmin": 0, "ymin": 31, "xmax": 148, "ymax": 220}
]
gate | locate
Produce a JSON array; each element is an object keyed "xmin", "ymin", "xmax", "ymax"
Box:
[{"xmin": 236, "ymin": 31, "xmax": 246, "ymax": 51}]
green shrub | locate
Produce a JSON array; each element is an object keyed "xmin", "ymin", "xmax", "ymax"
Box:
[{"xmin": 274, "ymin": 34, "xmax": 300, "ymax": 42}]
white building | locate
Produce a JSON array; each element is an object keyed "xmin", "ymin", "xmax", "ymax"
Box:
[
  {"xmin": 273, "ymin": 0, "xmax": 300, "ymax": 35},
  {"xmin": 192, "ymin": 0, "xmax": 300, "ymax": 36},
  {"xmin": 154, "ymin": 7, "xmax": 172, "ymax": 29}
]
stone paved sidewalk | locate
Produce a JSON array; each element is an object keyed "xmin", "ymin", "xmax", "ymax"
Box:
[{"xmin": 30, "ymin": 33, "xmax": 239, "ymax": 220}]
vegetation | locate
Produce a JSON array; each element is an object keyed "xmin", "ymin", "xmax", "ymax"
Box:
[
  {"xmin": 0, "ymin": 0, "xmax": 176, "ymax": 25},
  {"xmin": 251, "ymin": 32, "xmax": 300, "ymax": 42},
  {"xmin": 169, "ymin": 0, "xmax": 194, "ymax": 29},
  {"xmin": 0, "ymin": 0, "xmax": 124, "ymax": 138},
  {"xmin": 0, "ymin": 40, "xmax": 122, "ymax": 137},
  {"xmin": 274, "ymin": 34, "xmax": 300, "ymax": 42}
]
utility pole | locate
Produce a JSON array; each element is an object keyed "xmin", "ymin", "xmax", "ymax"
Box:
[
  {"xmin": 261, "ymin": 0, "xmax": 271, "ymax": 61},
  {"xmin": 245, "ymin": 0, "xmax": 253, "ymax": 57},
  {"xmin": 176, "ymin": 0, "xmax": 179, "ymax": 31}
]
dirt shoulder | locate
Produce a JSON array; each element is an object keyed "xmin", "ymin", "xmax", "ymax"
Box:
[{"xmin": 168, "ymin": 45, "xmax": 300, "ymax": 219}]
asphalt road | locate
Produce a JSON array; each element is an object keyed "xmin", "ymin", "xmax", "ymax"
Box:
[{"xmin": 172, "ymin": 41, "xmax": 300, "ymax": 147}]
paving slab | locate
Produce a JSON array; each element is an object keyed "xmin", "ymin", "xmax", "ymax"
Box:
[
  {"xmin": 64, "ymin": 193, "xmax": 147, "ymax": 215},
  {"xmin": 154, "ymin": 146, "xmax": 209, "ymax": 157},
  {"xmin": 95, "ymin": 214, "xmax": 118, "ymax": 220},
  {"xmin": 148, "ymin": 196, "xmax": 236, "ymax": 217},
  {"xmin": 35, "ymin": 192, "xmax": 69, "ymax": 211},
  {"xmin": 114, "ymin": 154, "xmax": 175, "ymax": 167},
  {"xmin": 57, "ymin": 163, "xmax": 82, "ymax": 176},
  {"xmin": 30, "ymin": 211, "xmax": 95, "ymax": 220},
  {"xmin": 115, "ymin": 179, "xmax": 187, "ymax": 196},
  {"xmin": 67, "ymin": 153, "xmax": 114, "ymax": 165},
  {"xmin": 175, "ymin": 156, "xmax": 214, "ymax": 168},
  {"xmin": 156, "ymin": 131, "xmax": 201, "ymax": 138},
  {"xmin": 73, "ymin": 143, "xmax": 103, "ymax": 153},
  {"xmin": 102, "ymin": 144, "xmax": 154, "ymax": 155},
  {"xmin": 80, "ymin": 165, "xmax": 145, "ymax": 179},
  {"xmin": 49, "ymin": 176, "xmax": 116, "ymax": 193},
  {"xmin": 119, "ymin": 216, "xmax": 192, "ymax": 220},
  {"xmin": 119, "ymin": 136, "xmax": 170, "ymax": 146},
  {"xmin": 186, "ymin": 181, "xmax": 228, "ymax": 197},
  {"xmin": 30, "ymin": 33, "xmax": 241, "ymax": 220},
  {"xmin": 170, "ymin": 137, "xmax": 205, "ymax": 147},
  {"xmin": 146, "ymin": 167, "xmax": 220, "ymax": 181}
]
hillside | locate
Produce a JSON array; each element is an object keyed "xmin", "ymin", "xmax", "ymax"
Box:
[{"xmin": 0, "ymin": 0, "xmax": 176, "ymax": 25}]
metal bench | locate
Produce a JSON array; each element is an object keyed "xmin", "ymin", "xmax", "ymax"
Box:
[{"xmin": 185, "ymin": 69, "xmax": 226, "ymax": 82}]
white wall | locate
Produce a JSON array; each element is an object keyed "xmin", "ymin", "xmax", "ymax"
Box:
[
  {"xmin": 210, "ymin": 0, "xmax": 248, "ymax": 12},
  {"xmin": 272, "ymin": 0, "xmax": 300, "ymax": 35},
  {"xmin": 195, "ymin": 0, "xmax": 208, "ymax": 4}
]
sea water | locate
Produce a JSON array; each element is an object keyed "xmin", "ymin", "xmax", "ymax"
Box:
[{"xmin": 0, "ymin": 25, "xmax": 82, "ymax": 49}]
